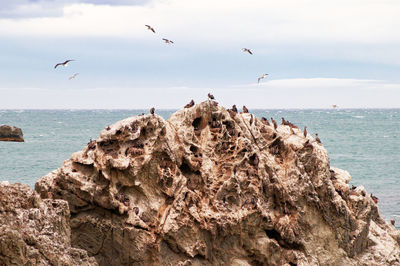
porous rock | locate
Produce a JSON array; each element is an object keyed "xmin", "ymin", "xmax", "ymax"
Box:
[
  {"xmin": 0, "ymin": 125, "xmax": 24, "ymax": 142},
  {"xmin": 0, "ymin": 181, "xmax": 97, "ymax": 265},
  {"xmin": 35, "ymin": 101, "xmax": 400, "ymax": 265}
]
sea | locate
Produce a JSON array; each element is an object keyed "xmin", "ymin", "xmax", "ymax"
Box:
[{"xmin": 1, "ymin": 109, "xmax": 399, "ymax": 225}]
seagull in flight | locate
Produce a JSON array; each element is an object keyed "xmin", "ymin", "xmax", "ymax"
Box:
[
  {"xmin": 54, "ymin": 60, "xmax": 74, "ymax": 69},
  {"xmin": 242, "ymin": 48, "xmax": 253, "ymax": 55},
  {"xmin": 145, "ymin": 25, "xmax": 155, "ymax": 33},
  {"xmin": 257, "ymin": 73, "xmax": 269, "ymax": 83},
  {"xmin": 162, "ymin": 38, "xmax": 174, "ymax": 44},
  {"xmin": 68, "ymin": 73, "xmax": 79, "ymax": 80}
]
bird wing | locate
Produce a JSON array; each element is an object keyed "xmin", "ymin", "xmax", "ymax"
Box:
[
  {"xmin": 248, "ymin": 50, "xmax": 253, "ymax": 55},
  {"xmin": 54, "ymin": 63, "xmax": 62, "ymax": 69}
]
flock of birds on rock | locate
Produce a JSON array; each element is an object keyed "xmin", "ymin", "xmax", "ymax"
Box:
[{"xmin": 54, "ymin": 24, "xmax": 269, "ymax": 83}]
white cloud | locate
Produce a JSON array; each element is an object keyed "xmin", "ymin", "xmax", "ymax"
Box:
[
  {"xmin": 2, "ymin": 78, "xmax": 400, "ymax": 109},
  {"xmin": 1, "ymin": 0, "xmax": 400, "ymax": 45}
]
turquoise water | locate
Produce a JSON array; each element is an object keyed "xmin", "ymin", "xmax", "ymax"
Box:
[{"xmin": 1, "ymin": 109, "xmax": 399, "ymax": 223}]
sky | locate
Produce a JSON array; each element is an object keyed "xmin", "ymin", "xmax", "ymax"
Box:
[{"xmin": 1, "ymin": 0, "xmax": 400, "ymax": 109}]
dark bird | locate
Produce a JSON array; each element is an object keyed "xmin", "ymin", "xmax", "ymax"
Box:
[
  {"xmin": 303, "ymin": 126, "xmax": 307, "ymax": 138},
  {"xmin": 106, "ymin": 126, "xmax": 111, "ymax": 131},
  {"xmin": 150, "ymin": 107, "xmax": 155, "ymax": 115},
  {"xmin": 184, "ymin": 99, "xmax": 195, "ymax": 108},
  {"xmin": 208, "ymin": 93, "xmax": 215, "ymax": 100},
  {"xmin": 162, "ymin": 38, "xmax": 174, "ymax": 44},
  {"xmin": 145, "ymin": 24, "xmax": 155, "ymax": 33},
  {"xmin": 68, "ymin": 73, "xmax": 79, "ymax": 80},
  {"xmin": 315, "ymin": 133, "xmax": 321, "ymax": 144},
  {"xmin": 261, "ymin": 117, "xmax": 270, "ymax": 126},
  {"xmin": 371, "ymin": 194, "xmax": 379, "ymax": 204},
  {"xmin": 243, "ymin": 106, "xmax": 249, "ymax": 113},
  {"xmin": 257, "ymin": 74, "xmax": 269, "ymax": 83},
  {"xmin": 231, "ymin": 105, "xmax": 238, "ymax": 113},
  {"xmin": 391, "ymin": 219, "xmax": 395, "ymax": 226},
  {"xmin": 54, "ymin": 59, "xmax": 74, "ymax": 69},
  {"xmin": 242, "ymin": 48, "xmax": 253, "ymax": 55},
  {"xmin": 281, "ymin": 117, "xmax": 287, "ymax": 125},
  {"xmin": 249, "ymin": 114, "xmax": 253, "ymax": 125},
  {"xmin": 271, "ymin": 117, "xmax": 278, "ymax": 129}
]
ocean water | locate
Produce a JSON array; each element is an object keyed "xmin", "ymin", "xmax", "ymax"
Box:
[{"xmin": 1, "ymin": 109, "xmax": 399, "ymax": 224}]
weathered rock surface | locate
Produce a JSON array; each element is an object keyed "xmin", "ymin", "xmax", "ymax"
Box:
[
  {"xmin": 0, "ymin": 181, "xmax": 97, "ymax": 265},
  {"xmin": 35, "ymin": 101, "xmax": 400, "ymax": 265},
  {"xmin": 0, "ymin": 125, "xmax": 24, "ymax": 142}
]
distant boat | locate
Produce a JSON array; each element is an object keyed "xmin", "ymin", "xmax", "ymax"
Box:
[{"xmin": 332, "ymin": 104, "xmax": 338, "ymax": 109}]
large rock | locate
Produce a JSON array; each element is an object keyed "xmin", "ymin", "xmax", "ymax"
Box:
[
  {"xmin": 0, "ymin": 182, "xmax": 97, "ymax": 265},
  {"xmin": 36, "ymin": 101, "xmax": 400, "ymax": 265},
  {"xmin": 0, "ymin": 125, "xmax": 24, "ymax": 142}
]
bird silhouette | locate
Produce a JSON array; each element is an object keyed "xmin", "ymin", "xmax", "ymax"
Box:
[
  {"xmin": 243, "ymin": 106, "xmax": 249, "ymax": 113},
  {"xmin": 231, "ymin": 105, "xmax": 238, "ymax": 113},
  {"xmin": 162, "ymin": 38, "xmax": 174, "ymax": 44},
  {"xmin": 150, "ymin": 107, "xmax": 155, "ymax": 115},
  {"xmin": 257, "ymin": 74, "xmax": 269, "ymax": 83},
  {"xmin": 145, "ymin": 25, "xmax": 155, "ymax": 33},
  {"xmin": 315, "ymin": 133, "xmax": 321, "ymax": 144},
  {"xmin": 242, "ymin": 48, "xmax": 253, "ymax": 55},
  {"xmin": 68, "ymin": 73, "xmax": 79, "ymax": 80},
  {"xmin": 303, "ymin": 126, "xmax": 307, "ymax": 138},
  {"xmin": 208, "ymin": 93, "xmax": 215, "ymax": 100},
  {"xmin": 54, "ymin": 60, "xmax": 74, "ymax": 69},
  {"xmin": 184, "ymin": 99, "xmax": 195, "ymax": 108}
]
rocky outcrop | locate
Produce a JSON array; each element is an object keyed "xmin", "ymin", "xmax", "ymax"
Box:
[
  {"xmin": 0, "ymin": 182, "xmax": 97, "ymax": 265},
  {"xmin": 0, "ymin": 125, "xmax": 24, "ymax": 142},
  {"xmin": 35, "ymin": 101, "xmax": 400, "ymax": 265}
]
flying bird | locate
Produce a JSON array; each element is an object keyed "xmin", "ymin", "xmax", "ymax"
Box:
[
  {"xmin": 54, "ymin": 60, "xmax": 74, "ymax": 69},
  {"xmin": 145, "ymin": 25, "xmax": 155, "ymax": 33},
  {"xmin": 257, "ymin": 74, "xmax": 269, "ymax": 83},
  {"xmin": 242, "ymin": 48, "xmax": 253, "ymax": 55},
  {"xmin": 162, "ymin": 38, "xmax": 174, "ymax": 44},
  {"xmin": 68, "ymin": 73, "xmax": 79, "ymax": 80}
]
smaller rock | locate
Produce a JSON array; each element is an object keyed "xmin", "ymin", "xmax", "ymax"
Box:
[{"xmin": 0, "ymin": 125, "xmax": 24, "ymax": 142}]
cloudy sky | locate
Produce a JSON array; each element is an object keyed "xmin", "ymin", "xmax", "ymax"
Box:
[{"xmin": 1, "ymin": 0, "xmax": 400, "ymax": 109}]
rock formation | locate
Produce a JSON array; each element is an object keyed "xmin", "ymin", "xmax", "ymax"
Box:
[
  {"xmin": 35, "ymin": 100, "xmax": 400, "ymax": 265},
  {"xmin": 0, "ymin": 125, "xmax": 24, "ymax": 142},
  {"xmin": 0, "ymin": 181, "xmax": 97, "ymax": 265}
]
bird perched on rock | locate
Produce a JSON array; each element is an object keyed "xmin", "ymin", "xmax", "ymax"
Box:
[
  {"xmin": 371, "ymin": 194, "xmax": 379, "ymax": 204},
  {"xmin": 290, "ymin": 127, "xmax": 295, "ymax": 135},
  {"xmin": 162, "ymin": 38, "xmax": 174, "ymax": 44},
  {"xmin": 261, "ymin": 117, "xmax": 270, "ymax": 126},
  {"xmin": 315, "ymin": 133, "xmax": 321, "ymax": 144},
  {"xmin": 281, "ymin": 117, "xmax": 288, "ymax": 125},
  {"xmin": 231, "ymin": 105, "xmax": 238, "ymax": 113},
  {"xmin": 271, "ymin": 117, "xmax": 278, "ymax": 129},
  {"xmin": 249, "ymin": 114, "xmax": 253, "ymax": 125},
  {"xmin": 184, "ymin": 99, "xmax": 195, "ymax": 108},
  {"xmin": 391, "ymin": 219, "xmax": 395, "ymax": 226},
  {"xmin": 257, "ymin": 74, "xmax": 269, "ymax": 83},
  {"xmin": 242, "ymin": 48, "xmax": 253, "ymax": 55},
  {"xmin": 54, "ymin": 59, "xmax": 74, "ymax": 69},
  {"xmin": 208, "ymin": 93, "xmax": 215, "ymax": 100},
  {"xmin": 243, "ymin": 106, "xmax": 249, "ymax": 113},
  {"xmin": 106, "ymin": 126, "xmax": 111, "ymax": 131},
  {"xmin": 150, "ymin": 107, "xmax": 155, "ymax": 115},
  {"xmin": 145, "ymin": 24, "xmax": 155, "ymax": 33},
  {"xmin": 303, "ymin": 126, "xmax": 307, "ymax": 137}
]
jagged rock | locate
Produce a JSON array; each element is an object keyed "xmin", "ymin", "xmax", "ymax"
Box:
[
  {"xmin": 0, "ymin": 181, "xmax": 97, "ymax": 265},
  {"xmin": 35, "ymin": 101, "xmax": 400, "ymax": 265},
  {"xmin": 0, "ymin": 125, "xmax": 24, "ymax": 142}
]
